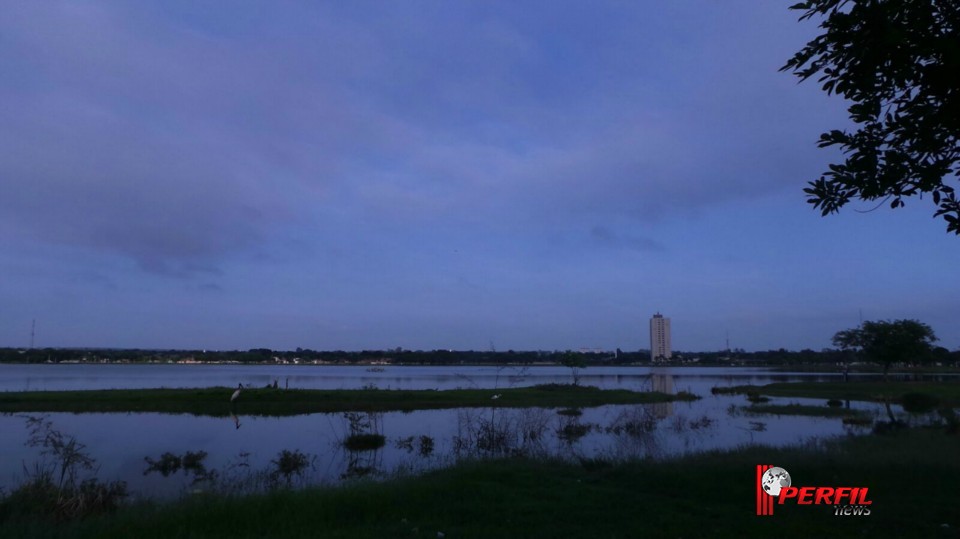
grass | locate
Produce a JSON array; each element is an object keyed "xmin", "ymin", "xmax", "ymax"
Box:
[
  {"xmin": 743, "ymin": 403, "xmax": 871, "ymax": 419},
  {"xmin": 712, "ymin": 380, "xmax": 960, "ymax": 406},
  {"xmin": 343, "ymin": 434, "xmax": 386, "ymax": 452},
  {"xmin": 770, "ymin": 363, "xmax": 960, "ymax": 374},
  {"xmin": 0, "ymin": 385, "xmax": 697, "ymax": 417},
  {"xmin": 2, "ymin": 428, "xmax": 958, "ymax": 538}
]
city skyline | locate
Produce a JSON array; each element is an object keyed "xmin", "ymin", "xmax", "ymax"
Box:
[{"xmin": 1, "ymin": 2, "xmax": 958, "ymax": 352}]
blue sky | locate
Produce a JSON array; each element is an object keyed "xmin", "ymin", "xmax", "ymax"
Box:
[{"xmin": 1, "ymin": 1, "xmax": 957, "ymax": 352}]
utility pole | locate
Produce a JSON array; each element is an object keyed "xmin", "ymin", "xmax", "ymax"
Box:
[{"xmin": 30, "ymin": 319, "xmax": 36, "ymax": 349}]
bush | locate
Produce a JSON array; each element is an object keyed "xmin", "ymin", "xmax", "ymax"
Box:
[
  {"xmin": 271, "ymin": 450, "xmax": 311, "ymax": 482},
  {"xmin": 900, "ymin": 393, "xmax": 940, "ymax": 414}
]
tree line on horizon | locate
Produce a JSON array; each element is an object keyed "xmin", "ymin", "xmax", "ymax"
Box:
[{"xmin": 2, "ymin": 342, "xmax": 957, "ymax": 367}]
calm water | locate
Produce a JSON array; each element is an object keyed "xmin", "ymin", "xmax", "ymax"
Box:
[
  {"xmin": 0, "ymin": 364, "xmax": 936, "ymax": 499},
  {"xmin": 0, "ymin": 363, "xmax": 869, "ymax": 393}
]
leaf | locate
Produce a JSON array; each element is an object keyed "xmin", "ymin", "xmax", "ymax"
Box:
[{"xmin": 784, "ymin": 0, "xmax": 960, "ymax": 234}]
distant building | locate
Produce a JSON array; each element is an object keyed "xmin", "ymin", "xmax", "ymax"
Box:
[{"xmin": 650, "ymin": 313, "xmax": 672, "ymax": 361}]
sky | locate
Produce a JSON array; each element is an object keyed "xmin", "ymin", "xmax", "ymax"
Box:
[{"xmin": 1, "ymin": 1, "xmax": 958, "ymax": 353}]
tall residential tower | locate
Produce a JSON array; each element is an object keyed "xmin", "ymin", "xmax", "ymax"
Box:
[{"xmin": 650, "ymin": 313, "xmax": 672, "ymax": 361}]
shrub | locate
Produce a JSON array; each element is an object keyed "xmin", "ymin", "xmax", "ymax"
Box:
[
  {"xmin": 271, "ymin": 450, "xmax": 311, "ymax": 482},
  {"xmin": 900, "ymin": 393, "xmax": 940, "ymax": 415}
]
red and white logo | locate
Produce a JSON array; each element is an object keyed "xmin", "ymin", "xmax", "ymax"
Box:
[{"xmin": 756, "ymin": 464, "xmax": 872, "ymax": 517}]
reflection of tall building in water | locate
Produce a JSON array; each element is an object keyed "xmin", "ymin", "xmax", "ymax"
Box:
[
  {"xmin": 650, "ymin": 371, "xmax": 674, "ymax": 418},
  {"xmin": 651, "ymin": 372, "xmax": 673, "ymax": 394},
  {"xmin": 650, "ymin": 313, "xmax": 672, "ymax": 361}
]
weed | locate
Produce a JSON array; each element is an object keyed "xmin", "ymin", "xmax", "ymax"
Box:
[
  {"xmin": 271, "ymin": 450, "xmax": 311, "ymax": 484},
  {"xmin": 606, "ymin": 407, "xmax": 659, "ymax": 437},
  {"xmin": 395, "ymin": 436, "xmax": 415, "ymax": 453},
  {"xmin": 688, "ymin": 416, "xmax": 714, "ymax": 430},
  {"xmin": 418, "ymin": 436, "xmax": 435, "ymax": 457},
  {"xmin": 1, "ymin": 416, "xmax": 127, "ymax": 522},
  {"xmin": 342, "ymin": 412, "xmax": 386, "ymax": 451},
  {"xmin": 557, "ymin": 422, "xmax": 592, "ymax": 442}
]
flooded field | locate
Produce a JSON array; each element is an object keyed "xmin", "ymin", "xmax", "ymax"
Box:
[{"xmin": 0, "ymin": 365, "xmax": 938, "ymax": 499}]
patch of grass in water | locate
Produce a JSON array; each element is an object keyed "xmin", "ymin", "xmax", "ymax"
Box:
[
  {"xmin": 744, "ymin": 403, "xmax": 870, "ymax": 419},
  {"xmin": 710, "ymin": 380, "xmax": 960, "ymax": 406},
  {"xmin": 343, "ymin": 434, "xmax": 386, "ymax": 452},
  {"xmin": 842, "ymin": 415, "xmax": 873, "ymax": 426},
  {"xmin": 0, "ymin": 385, "xmax": 695, "ymax": 416}
]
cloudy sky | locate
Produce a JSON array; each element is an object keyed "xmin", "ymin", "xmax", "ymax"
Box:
[{"xmin": 1, "ymin": 1, "xmax": 957, "ymax": 352}]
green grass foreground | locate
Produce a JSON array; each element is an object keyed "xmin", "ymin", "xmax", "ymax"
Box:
[
  {"xmin": 3, "ymin": 429, "xmax": 958, "ymax": 538},
  {"xmin": 0, "ymin": 385, "xmax": 696, "ymax": 416},
  {"xmin": 714, "ymin": 380, "xmax": 960, "ymax": 406}
]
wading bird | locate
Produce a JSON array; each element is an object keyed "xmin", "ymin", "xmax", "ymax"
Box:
[{"xmin": 231, "ymin": 383, "xmax": 243, "ymax": 402}]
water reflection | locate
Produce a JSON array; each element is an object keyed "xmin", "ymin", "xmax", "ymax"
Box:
[
  {"xmin": 340, "ymin": 411, "xmax": 386, "ymax": 480},
  {"xmin": 342, "ymin": 448, "xmax": 382, "ymax": 480},
  {"xmin": 650, "ymin": 371, "xmax": 674, "ymax": 419},
  {"xmin": 3, "ymin": 365, "xmax": 955, "ymax": 500},
  {"xmin": 1, "ymin": 394, "xmax": 930, "ymax": 501},
  {"xmin": 143, "ymin": 450, "xmax": 215, "ymax": 485},
  {"xmin": 5, "ymin": 364, "xmax": 956, "ymax": 394}
]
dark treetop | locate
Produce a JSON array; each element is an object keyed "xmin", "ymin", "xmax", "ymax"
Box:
[{"xmin": 783, "ymin": 0, "xmax": 960, "ymax": 233}]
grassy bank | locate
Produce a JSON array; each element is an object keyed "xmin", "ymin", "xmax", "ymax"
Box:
[
  {"xmin": 742, "ymin": 403, "xmax": 871, "ymax": 419},
  {"xmin": 0, "ymin": 385, "xmax": 696, "ymax": 416},
  {"xmin": 714, "ymin": 380, "xmax": 960, "ymax": 406},
  {"xmin": 3, "ymin": 428, "xmax": 958, "ymax": 538}
]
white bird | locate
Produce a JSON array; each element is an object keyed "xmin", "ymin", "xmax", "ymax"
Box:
[
  {"xmin": 491, "ymin": 394, "xmax": 501, "ymax": 400},
  {"xmin": 231, "ymin": 383, "xmax": 243, "ymax": 402}
]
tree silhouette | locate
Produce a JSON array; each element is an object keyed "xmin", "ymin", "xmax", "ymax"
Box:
[
  {"xmin": 782, "ymin": 1, "xmax": 960, "ymax": 233},
  {"xmin": 832, "ymin": 319, "xmax": 938, "ymax": 379}
]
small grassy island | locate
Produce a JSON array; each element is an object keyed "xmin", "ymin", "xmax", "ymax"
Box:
[
  {"xmin": 712, "ymin": 380, "xmax": 960, "ymax": 407},
  {"xmin": 0, "ymin": 384, "xmax": 698, "ymax": 416}
]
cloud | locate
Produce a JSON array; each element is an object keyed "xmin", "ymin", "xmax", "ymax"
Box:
[
  {"xmin": 0, "ymin": 0, "xmax": 842, "ymax": 280},
  {"xmin": 590, "ymin": 225, "xmax": 665, "ymax": 253}
]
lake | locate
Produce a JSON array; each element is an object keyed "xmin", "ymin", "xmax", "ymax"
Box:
[{"xmin": 0, "ymin": 364, "xmax": 937, "ymax": 500}]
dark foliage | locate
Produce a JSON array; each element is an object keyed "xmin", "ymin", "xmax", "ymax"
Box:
[{"xmin": 783, "ymin": 1, "xmax": 960, "ymax": 232}]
